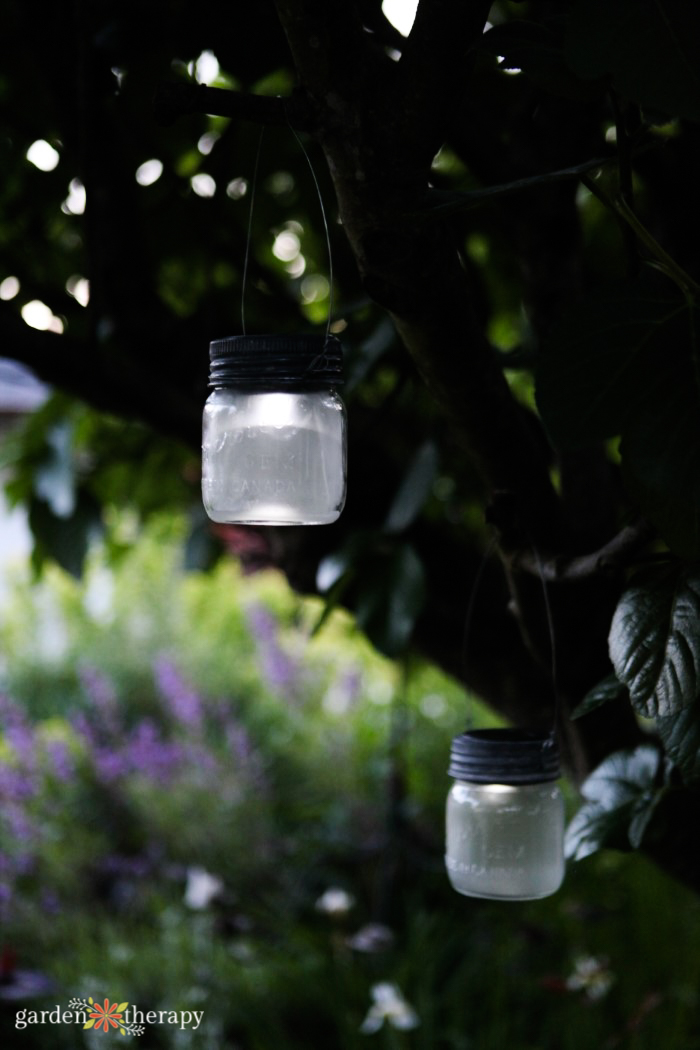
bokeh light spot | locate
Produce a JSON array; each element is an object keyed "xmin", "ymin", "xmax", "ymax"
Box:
[
  {"xmin": 382, "ymin": 0, "xmax": 418, "ymax": 37},
  {"xmin": 21, "ymin": 300, "xmax": 64, "ymax": 333},
  {"xmin": 191, "ymin": 173, "xmax": 216, "ymax": 198},
  {"xmin": 26, "ymin": 139, "xmax": 60, "ymax": 171},
  {"xmin": 0, "ymin": 276, "xmax": 20, "ymax": 301},
  {"xmin": 135, "ymin": 159, "xmax": 164, "ymax": 186}
]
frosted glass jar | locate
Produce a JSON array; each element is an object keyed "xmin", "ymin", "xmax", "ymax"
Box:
[
  {"xmin": 445, "ymin": 729, "xmax": 565, "ymax": 901},
  {"xmin": 202, "ymin": 334, "xmax": 346, "ymax": 525}
]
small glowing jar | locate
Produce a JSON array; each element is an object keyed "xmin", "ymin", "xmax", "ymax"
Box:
[
  {"xmin": 202, "ymin": 334, "xmax": 346, "ymax": 525},
  {"xmin": 445, "ymin": 728, "xmax": 565, "ymax": 901}
]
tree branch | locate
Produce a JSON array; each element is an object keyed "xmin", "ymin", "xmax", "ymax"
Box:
[
  {"xmin": 153, "ymin": 82, "xmax": 314, "ymax": 131},
  {"xmin": 273, "ymin": 0, "xmax": 374, "ymax": 106},
  {"xmin": 511, "ymin": 520, "xmax": 656, "ymax": 581},
  {"xmin": 421, "ymin": 155, "xmax": 614, "ymax": 217}
]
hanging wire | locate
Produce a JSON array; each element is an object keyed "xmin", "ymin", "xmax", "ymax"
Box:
[
  {"xmin": 286, "ymin": 122, "xmax": 335, "ymax": 343},
  {"xmin": 532, "ymin": 546, "xmax": 562, "ymax": 737},
  {"xmin": 240, "ymin": 126, "xmax": 266, "ymax": 336},
  {"xmin": 460, "ymin": 537, "xmax": 561, "ymax": 737},
  {"xmin": 460, "ymin": 536, "xmax": 498, "ymax": 728},
  {"xmin": 239, "ymin": 120, "xmax": 336, "ymax": 344}
]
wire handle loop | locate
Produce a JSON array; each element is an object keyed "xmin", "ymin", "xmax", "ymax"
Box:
[
  {"xmin": 461, "ymin": 537, "xmax": 560, "ymax": 738},
  {"xmin": 239, "ymin": 117, "xmax": 335, "ymax": 344}
]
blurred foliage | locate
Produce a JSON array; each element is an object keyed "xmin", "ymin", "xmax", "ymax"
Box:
[
  {"xmin": 1, "ymin": 0, "xmax": 700, "ymax": 899},
  {"xmin": 1, "ymin": 520, "xmax": 700, "ymax": 1048}
]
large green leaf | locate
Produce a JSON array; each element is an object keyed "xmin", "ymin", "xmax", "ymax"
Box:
[
  {"xmin": 33, "ymin": 421, "xmax": 76, "ymax": 519},
  {"xmin": 571, "ymin": 673, "xmax": 627, "ymax": 720},
  {"xmin": 354, "ymin": 543, "xmax": 426, "ymax": 658},
  {"xmin": 565, "ymin": 745, "xmax": 662, "ymax": 860},
  {"xmin": 609, "ymin": 565, "xmax": 700, "ymax": 719},
  {"xmin": 384, "ymin": 441, "xmax": 439, "ymax": 534},
  {"xmin": 566, "ymin": 0, "xmax": 700, "ymax": 121},
  {"xmin": 536, "ymin": 288, "xmax": 700, "ymax": 558},
  {"xmin": 316, "ymin": 536, "xmax": 426, "ymax": 656},
  {"xmin": 656, "ymin": 704, "xmax": 700, "ymax": 786},
  {"xmin": 29, "ymin": 490, "xmax": 103, "ymax": 579},
  {"xmin": 315, "ymin": 532, "xmax": 374, "ymax": 594}
]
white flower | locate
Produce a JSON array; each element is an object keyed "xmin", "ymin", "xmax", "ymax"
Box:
[
  {"xmin": 184, "ymin": 866, "xmax": 224, "ymax": 909},
  {"xmin": 346, "ymin": 923, "xmax": 395, "ymax": 953},
  {"xmin": 314, "ymin": 887, "xmax": 355, "ymax": 916},
  {"xmin": 566, "ymin": 955, "xmax": 615, "ymax": 1001},
  {"xmin": 360, "ymin": 982, "xmax": 419, "ymax": 1034}
]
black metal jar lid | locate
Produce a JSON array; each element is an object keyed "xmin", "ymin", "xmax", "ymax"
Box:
[
  {"xmin": 448, "ymin": 728, "xmax": 560, "ymax": 785},
  {"xmin": 208, "ymin": 333, "xmax": 344, "ymax": 389}
]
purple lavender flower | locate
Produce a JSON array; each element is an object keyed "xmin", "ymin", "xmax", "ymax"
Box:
[
  {"xmin": 127, "ymin": 719, "xmax": 183, "ymax": 783},
  {"xmin": 153, "ymin": 656, "xmax": 203, "ymax": 730},
  {"xmin": 44, "ymin": 738, "xmax": 75, "ymax": 783},
  {"xmin": 70, "ymin": 710, "xmax": 97, "ymax": 746},
  {"xmin": 92, "ymin": 746, "xmax": 131, "ymax": 784},
  {"xmin": 4, "ymin": 726, "xmax": 36, "ymax": 771},
  {"xmin": 245, "ymin": 604, "xmax": 299, "ymax": 694},
  {"xmin": 78, "ymin": 666, "xmax": 120, "ymax": 734},
  {"xmin": 101, "ymin": 853, "xmax": 152, "ymax": 879},
  {"xmin": 0, "ymin": 693, "xmax": 28, "ymax": 731},
  {"xmin": 224, "ymin": 724, "xmax": 268, "ymax": 790},
  {"xmin": 0, "ymin": 763, "xmax": 37, "ymax": 802},
  {"xmin": 40, "ymin": 890, "xmax": 62, "ymax": 915},
  {"xmin": 0, "ymin": 879, "xmax": 12, "ymax": 919},
  {"xmin": 5, "ymin": 806, "xmax": 34, "ymax": 844}
]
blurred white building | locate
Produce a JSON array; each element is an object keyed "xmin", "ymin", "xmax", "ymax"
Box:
[{"xmin": 0, "ymin": 358, "xmax": 49, "ymax": 596}]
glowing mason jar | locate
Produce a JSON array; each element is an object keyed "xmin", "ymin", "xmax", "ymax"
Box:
[
  {"xmin": 445, "ymin": 729, "xmax": 565, "ymax": 901},
  {"xmin": 202, "ymin": 334, "xmax": 346, "ymax": 525}
]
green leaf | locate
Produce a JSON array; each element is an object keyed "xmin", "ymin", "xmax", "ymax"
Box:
[
  {"xmin": 621, "ymin": 379, "xmax": 700, "ymax": 561},
  {"xmin": 536, "ymin": 288, "xmax": 700, "ymax": 557},
  {"xmin": 354, "ymin": 543, "xmax": 426, "ymax": 658},
  {"xmin": 628, "ymin": 786, "xmax": 667, "ymax": 849},
  {"xmin": 565, "ymin": 800, "xmax": 631, "ymax": 861},
  {"xmin": 384, "ymin": 441, "xmax": 439, "ymax": 534},
  {"xmin": 344, "ymin": 317, "xmax": 397, "ymax": 393},
  {"xmin": 571, "ymin": 674, "xmax": 627, "ymax": 720},
  {"xmin": 609, "ymin": 565, "xmax": 700, "ymax": 718},
  {"xmin": 184, "ymin": 513, "xmax": 221, "ymax": 572},
  {"xmin": 34, "ymin": 421, "xmax": 76, "ymax": 518},
  {"xmin": 656, "ymin": 703, "xmax": 700, "ymax": 785},
  {"xmin": 315, "ymin": 532, "xmax": 374, "ymax": 593},
  {"xmin": 566, "ymin": 0, "xmax": 700, "ymax": 121},
  {"xmin": 29, "ymin": 489, "xmax": 103, "ymax": 579},
  {"xmin": 565, "ymin": 745, "xmax": 661, "ymax": 859},
  {"xmin": 483, "ymin": 21, "xmax": 605, "ymax": 100},
  {"xmin": 580, "ymin": 745, "xmax": 660, "ymax": 805},
  {"xmin": 313, "ymin": 532, "xmax": 375, "ymax": 636},
  {"xmin": 536, "ymin": 288, "xmax": 690, "ymax": 450}
]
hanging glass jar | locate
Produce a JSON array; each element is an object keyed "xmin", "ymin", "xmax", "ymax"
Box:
[
  {"xmin": 445, "ymin": 728, "xmax": 565, "ymax": 901},
  {"xmin": 202, "ymin": 333, "xmax": 346, "ymax": 525}
]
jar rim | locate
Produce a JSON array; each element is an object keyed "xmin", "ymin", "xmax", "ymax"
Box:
[
  {"xmin": 448, "ymin": 728, "xmax": 560, "ymax": 784},
  {"xmin": 208, "ymin": 333, "xmax": 344, "ymax": 389}
]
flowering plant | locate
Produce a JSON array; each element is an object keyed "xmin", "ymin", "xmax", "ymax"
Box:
[{"xmin": 68, "ymin": 997, "xmax": 144, "ymax": 1037}]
